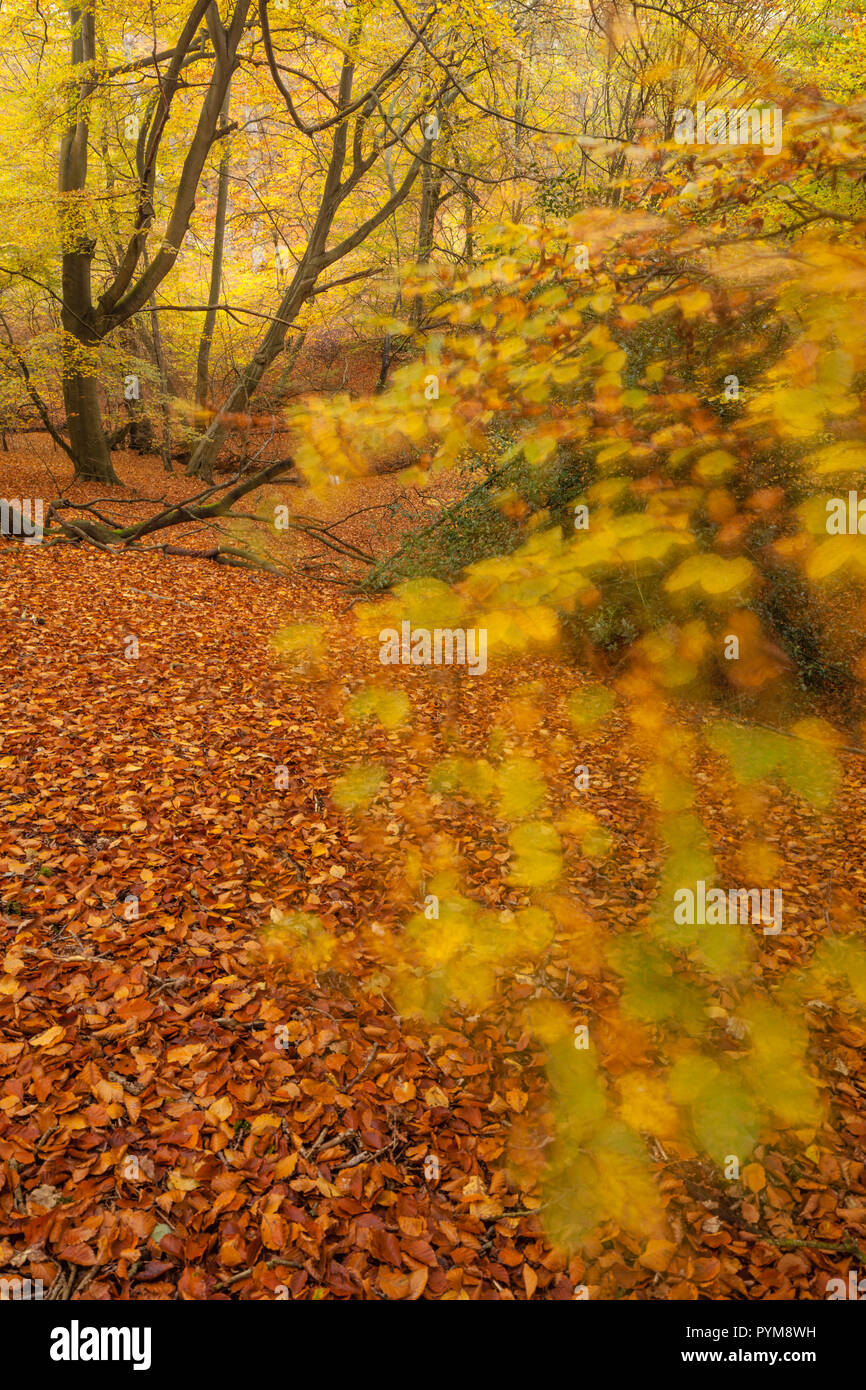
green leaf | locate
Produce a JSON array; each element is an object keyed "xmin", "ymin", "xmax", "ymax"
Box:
[
  {"xmin": 566, "ymin": 684, "xmax": 616, "ymax": 729},
  {"xmin": 331, "ymin": 763, "xmax": 386, "ymax": 810},
  {"xmin": 691, "ymin": 1078, "xmax": 763, "ymax": 1166},
  {"xmin": 345, "ymin": 685, "xmax": 411, "ymax": 728}
]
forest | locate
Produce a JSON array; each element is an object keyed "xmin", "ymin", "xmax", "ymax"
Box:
[{"xmin": 1, "ymin": 0, "xmax": 866, "ymax": 1327}]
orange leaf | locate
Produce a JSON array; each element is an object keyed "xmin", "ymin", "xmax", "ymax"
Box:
[
  {"xmin": 639, "ymin": 1239, "xmax": 677, "ymax": 1273},
  {"xmin": 261, "ymin": 1213, "xmax": 288, "ymax": 1251}
]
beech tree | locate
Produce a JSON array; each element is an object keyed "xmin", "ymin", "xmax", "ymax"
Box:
[
  {"xmin": 184, "ymin": 1, "xmax": 468, "ymax": 480},
  {"xmin": 58, "ymin": 0, "xmax": 251, "ymax": 481}
]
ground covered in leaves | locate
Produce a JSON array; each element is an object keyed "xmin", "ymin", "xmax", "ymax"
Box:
[{"xmin": 1, "ymin": 449, "xmax": 865, "ymax": 1300}]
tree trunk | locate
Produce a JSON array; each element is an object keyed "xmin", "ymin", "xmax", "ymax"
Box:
[
  {"xmin": 462, "ymin": 176, "xmax": 475, "ymax": 266},
  {"xmin": 59, "ymin": 4, "xmax": 119, "ymax": 483},
  {"xmin": 149, "ymin": 295, "xmax": 174, "ymax": 472},
  {"xmin": 410, "ymin": 161, "xmax": 434, "ymax": 329},
  {"xmin": 141, "ymin": 248, "xmax": 174, "ymax": 472},
  {"xmin": 59, "ymin": 243, "xmax": 119, "ymax": 482},
  {"xmin": 186, "ymin": 269, "xmax": 314, "ymax": 482},
  {"xmin": 57, "ymin": 0, "xmax": 249, "ymax": 482},
  {"xmin": 62, "ymin": 365, "xmax": 119, "ymax": 482},
  {"xmin": 196, "ymin": 84, "xmax": 232, "ymax": 408},
  {"xmin": 411, "ymin": 130, "xmax": 446, "ymax": 328},
  {"xmin": 186, "ymin": 21, "xmax": 428, "ymax": 481}
]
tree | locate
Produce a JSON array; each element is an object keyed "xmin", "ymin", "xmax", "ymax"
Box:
[
  {"xmin": 184, "ymin": 1, "xmax": 444, "ymax": 478},
  {"xmin": 57, "ymin": 0, "xmax": 251, "ymax": 480},
  {"xmin": 184, "ymin": 0, "xmax": 549, "ymax": 479},
  {"xmin": 196, "ymin": 82, "xmax": 233, "ymax": 407}
]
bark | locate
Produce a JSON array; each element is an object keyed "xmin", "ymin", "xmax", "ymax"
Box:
[
  {"xmin": 62, "ymin": 367, "xmax": 118, "ymax": 481},
  {"xmin": 375, "ymin": 286, "xmax": 405, "ymax": 393},
  {"xmin": 146, "ymin": 293, "xmax": 173, "ymax": 471},
  {"xmin": 58, "ymin": 4, "xmax": 120, "ymax": 482},
  {"xmin": 196, "ymin": 83, "xmax": 232, "ymax": 407},
  {"xmin": 462, "ymin": 176, "xmax": 475, "ymax": 265},
  {"xmin": 410, "ymin": 126, "xmax": 448, "ymax": 328},
  {"xmin": 142, "ymin": 249, "xmax": 174, "ymax": 472},
  {"xmin": 376, "ymin": 330, "xmax": 392, "ymax": 393}
]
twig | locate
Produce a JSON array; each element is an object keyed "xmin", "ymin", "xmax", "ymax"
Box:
[
  {"xmin": 146, "ymin": 971, "xmax": 188, "ymax": 996},
  {"xmin": 68, "ymin": 1266, "xmax": 100, "ymax": 1299},
  {"xmin": 107, "ymin": 1070, "xmax": 144, "ymax": 1096},
  {"xmin": 125, "ymin": 587, "xmax": 197, "ymax": 606},
  {"xmin": 211, "ymin": 1256, "xmax": 303, "ymax": 1292},
  {"xmin": 346, "ymin": 1044, "xmax": 379, "ymax": 1090},
  {"xmin": 301, "ymin": 1127, "xmax": 357, "ymax": 1160},
  {"xmin": 8, "ymin": 1158, "xmax": 26, "ymax": 1214},
  {"xmin": 757, "ymin": 1233, "xmax": 866, "ymax": 1264},
  {"xmin": 335, "ymin": 1149, "xmax": 377, "ymax": 1170}
]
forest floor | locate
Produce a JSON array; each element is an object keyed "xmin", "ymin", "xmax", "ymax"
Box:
[{"xmin": 1, "ymin": 445, "xmax": 865, "ymax": 1300}]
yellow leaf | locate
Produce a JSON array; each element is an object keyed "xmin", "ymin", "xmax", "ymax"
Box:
[
  {"xmin": 693, "ymin": 450, "xmax": 736, "ymax": 481},
  {"xmin": 508, "ymin": 821, "xmax": 563, "ymax": 888},
  {"xmin": 813, "ymin": 441, "xmax": 866, "ymax": 475},
  {"xmin": 250, "ymin": 1113, "xmax": 281, "ymax": 1132},
  {"xmin": 331, "ymin": 763, "xmax": 386, "ymax": 810},
  {"xmin": 167, "ymin": 1169, "xmax": 199, "ymax": 1192},
  {"xmin": 424, "ymin": 1085, "xmax": 450, "ymax": 1107},
  {"xmin": 806, "ymin": 537, "xmax": 860, "ymax": 581},
  {"xmin": 680, "ymin": 289, "xmax": 712, "ymax": 319},
  {"xmin": 742, "ymin": 1162, "xmax": 766, "ymax": 1193},
  {"xmin": 471, "ymin": 1197, "xmax": 505, "ymax": 1219},
  {"xmin": 462, "ymin": 1176, "xmax": 486, "ymax": 1199},
  {"xmin": 619, "ymin": 1072, "xmax": 679, "ymax": 1138},
  {"xmin": 208, "ymin": 1095, "xmax": 233, "ymax": 1122},
  {"xmin": 665, "ymin": 554, "xmax": 753, "ymax": 597},
  {"xmin": 345, "ymin": 686, "xmax": 411, "ymax": 729},
  {"xmin": 315, "ymin": 1176, "xmax": 341, "ymax": 1197},
  {"xmin": 619, "ymin": 304, "xmax": 651, "ymax": 325}
]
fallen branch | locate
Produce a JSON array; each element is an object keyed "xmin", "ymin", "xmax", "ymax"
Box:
[{"xmin": 3, "ymin": 456, "xmax": 299, "ymax": 575}]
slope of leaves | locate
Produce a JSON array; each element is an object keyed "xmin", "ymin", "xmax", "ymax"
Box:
[{"xmin": 1, "ymin": 449, "xmax": 865, "ymax": 1299}]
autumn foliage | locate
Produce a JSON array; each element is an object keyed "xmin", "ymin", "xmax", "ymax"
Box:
[{"xmin": 2, "ymin": 0, "xmax": 866, "ymax": 1303}]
